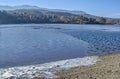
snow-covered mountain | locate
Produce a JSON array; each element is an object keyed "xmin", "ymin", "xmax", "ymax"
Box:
[
  {"xmin": 0, "ymin": 5, "xmax": 87, "ymax": 15},
  {"xmin": 0, "ymin": 5, "xmax": 40, "ymax": 10},
  {"xmin": 0, "ymin": 5, "xmax": 119, "ymax": 24}
]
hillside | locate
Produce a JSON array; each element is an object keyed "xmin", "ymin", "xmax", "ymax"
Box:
[{"xmin": 0, "ymin": 5, "xmax": 120, "ymax": 24}]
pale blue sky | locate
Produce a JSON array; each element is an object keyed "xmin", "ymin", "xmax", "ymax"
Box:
[{"xmin": 0, "ymin": 0, "xmax": 120, "ymax": 18}]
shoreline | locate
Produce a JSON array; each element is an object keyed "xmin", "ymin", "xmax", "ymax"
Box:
[
  {"xmin": 0, "ymin": 23, "xmax": 103, "ymax": 25},
  {"xmin": 0, "ymin": 53, "xmax": 120, "ymax": 79},
  {"xmin": 55, "ymin": 53, "xmax": 120, "ymax": 79},
  {"xmin": 0, "ymin": 56, "xmax": 98, "ymax": 79}
]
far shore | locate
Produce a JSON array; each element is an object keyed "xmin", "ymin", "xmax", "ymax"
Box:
[
  {"xmin": 0, "ymin": 23, "xmax": 119, "ymax": 25},
  {"xmin": 53, "ymin": 53, "xmax": 120, "ymax": 79}
]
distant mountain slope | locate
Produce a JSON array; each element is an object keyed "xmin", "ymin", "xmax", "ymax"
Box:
[
  {"xmin": 0, "ymin": 5, "xmax": 40, "ymax": 10},
  {"xmin": 0, "ymin": 5, "xmax": 95, "ymax": 17},
  {"xmin": 0, "ymin": 5, "xmax": 120, "ymax": 24}
]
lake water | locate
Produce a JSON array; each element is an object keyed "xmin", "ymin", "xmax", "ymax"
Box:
[{"xmin": 0, "ymin": 24, "xmax": 120, "ymax": 68}]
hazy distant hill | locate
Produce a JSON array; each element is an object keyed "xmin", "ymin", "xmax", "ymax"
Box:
[
  {"xmin": 0, "ymin": 5, "xmax": 40, "ymax": 10},
  {"xmin": 0, "ymin": 5, "xmax": 120, "ymax": 24},
  {"xmin": 0, "ymin": 5, "xmax": 96, "ymax": 18},
  {"xmin": 0, "ymin": 5, "xmax": 86, "ymax": 14}
]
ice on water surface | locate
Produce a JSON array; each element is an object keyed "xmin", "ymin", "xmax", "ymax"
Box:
[
  {"xmin": 0, "ymin": 56, "xmax": 98, "ymax": 79},
  {"xmin": 0, "ymin": 25, "xmax": 88, "ymax": 68},
  {"xmin": 0, "ymin": 24, "xmax": 120, "ymax": 79}
]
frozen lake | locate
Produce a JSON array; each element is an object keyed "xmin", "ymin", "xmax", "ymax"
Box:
[{"xmin": 0, "ymin": 24, "xmax": 120, "ymax": 68}]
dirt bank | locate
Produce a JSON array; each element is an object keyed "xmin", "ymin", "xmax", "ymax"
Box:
[{"xmin": 54, "ymin": 54, "xmax": 120, "ymax": 79}]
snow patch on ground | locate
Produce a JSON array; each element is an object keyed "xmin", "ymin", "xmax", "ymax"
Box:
[{"xmin": 0, "ymin": 56, "xmax": 98, "ymax": 79}]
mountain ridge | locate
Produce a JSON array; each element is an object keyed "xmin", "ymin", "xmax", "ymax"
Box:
[
  {"xmin": 0, "ymin": 5, "xmax": 120, "ymax": 24},
  {"xmin": 0, "ymin": 5, "xmax": 90, "ymax": 16}
]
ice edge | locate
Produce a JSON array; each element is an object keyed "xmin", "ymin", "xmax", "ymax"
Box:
[{"xmin": 0, "ymin": 56, "xmax": 98, "ymax": 79}]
